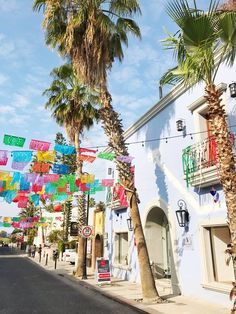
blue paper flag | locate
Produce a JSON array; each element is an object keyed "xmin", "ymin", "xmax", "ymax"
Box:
[
  {"xmin": 54, "ymin": 144, "xmax": 75, "ymax": 155},
  {"xmin": 12, "ymin": 151, "xmax": 32, "ymax": 162}
]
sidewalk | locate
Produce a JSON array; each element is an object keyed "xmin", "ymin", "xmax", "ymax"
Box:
[{"xmin": 26, "ymin": 253, "xmax": 230, "ymax": 314}]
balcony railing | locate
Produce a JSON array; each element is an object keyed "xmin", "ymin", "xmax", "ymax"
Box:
[{"xmin": 182, "ymin": 135, "xmax": 235, "ymax": 187}]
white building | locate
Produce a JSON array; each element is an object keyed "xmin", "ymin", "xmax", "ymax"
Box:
[{"xmin": 103, "ymin": 61, "xmax": 236, "ymax": 307}]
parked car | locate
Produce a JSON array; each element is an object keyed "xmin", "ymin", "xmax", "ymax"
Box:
[{"xmin": 62, "ymin": 249, "xmax": 77, "ymax": 264}]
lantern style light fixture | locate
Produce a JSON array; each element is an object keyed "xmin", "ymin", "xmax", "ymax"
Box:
[
  {"xmin": 176, "ymin": 199, "xmax": 189, "ymax": 227},
  {"xmin": 176, "ymin": 119, "xmax": 186, "ymax": 132},
  {"xmin": 127, "ymin": 212, "xmax": 133, "ymax": 231},
  {"xmin": 229, "ymin": 82, "xmax": 236, "ymax": 98}
]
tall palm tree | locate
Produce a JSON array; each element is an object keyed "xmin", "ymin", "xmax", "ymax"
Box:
[
  {"xmin": 43, "ymin": 63, "xmax": 100, "ymax": 276},
  {"xmin": 160, "ymin": 0, "xmax": 236, "ymax": 306},
  {"xmin": 19, "ymin": 201, "xmax": 39, "ymax": 245},
  {"xmin": 54, "ymin": 133, "xmax": 75, "ymax": 243},
  {"xmin": 33, "ymin": 0, "xmax": 161, "ymax": 302}
]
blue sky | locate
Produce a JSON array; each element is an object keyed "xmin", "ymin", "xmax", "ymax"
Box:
[{"xmin": 0, "ymin": 0, "xmax": 212, "ymax": 223}]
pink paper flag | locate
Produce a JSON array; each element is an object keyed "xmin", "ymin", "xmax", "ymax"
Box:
[
  {"xmin": 80, "ymin": 183, "xmax": 90, "ymax": 192},
  {"xmin": 80, "ymin": 147, "xmax": 97, "ymax": 154},
  {"xmin": 116, "ymin": 155, "xmax": 134, "ymax": 163},
  {"xmin": 18, "ymin": 196, "xmax": 28, "ymax": 208},
  {"xmin": 101, "ymin": 179, "xmax": 114, "ymax": 187},
  {"xmin": 0, "ymin": 150, "xmax": 8, "ymax": 166},
  {"xmin": 43, "ymin": 174, "xmax": 60, "ymax": 183},
  {"xmin": 29, "ymin": 139, "xmax": 51, "ymax": 151},
  {"xmin": 40, "ymin": 194, "xmax": 52, "ymax": 201}
]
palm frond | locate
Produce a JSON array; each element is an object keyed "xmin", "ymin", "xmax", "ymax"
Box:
[
  {"xmin": 32, "ymin": 0, "xmax": 46, "ymax": 12},
  {"xmin": 43, "ymin": 62, "xmax": 101, "ymax": 141},
  {"xmin": 218, "ymin": 12, "xmax": 236, "ymax": 66},
  {"xmin": 160, "ymin": 66, "xmax": 183, "ymax": 86},
  {"xmin": 110, "ymin": 0, "xmax": 141, "ymax": 17},
  {"xmin": 34, "ymin": 0, "xmax": 141, "ymax": 89}
]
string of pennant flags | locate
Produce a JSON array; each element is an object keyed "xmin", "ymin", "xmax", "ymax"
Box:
[
  {"xmin": 0, "ymin": 171, "xmax": 125, "ymax": 206},
  {"xmin": 0, "ymin": 134, "xmax": 134, "ymax": 171},
  {"xmin": 0, "ymin": 134, "xmax": 132, "ymax": 213},
  {"xmin": 0, "ymin": 215, "xmax": 62, "ymax": 228}
]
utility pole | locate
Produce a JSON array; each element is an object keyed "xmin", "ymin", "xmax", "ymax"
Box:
[{"xmin": 82, "ymin": 192, "xmax": 90, "ymax": 279}]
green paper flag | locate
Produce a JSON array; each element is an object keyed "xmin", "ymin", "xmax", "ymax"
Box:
[
  {"xmin": 12, "ymin": 217, "xmax": 20, "ymax": 222},
  {"xmin": 3, "ymin": 223, "xmax": 11, "ymax": 227},
  {"xmin": 3, "ymin": 134, "xmax": 25, "ymax": 147},
  {"xmin": 97, "ymin": 152, "xmax": 115, "ymax": 160}
]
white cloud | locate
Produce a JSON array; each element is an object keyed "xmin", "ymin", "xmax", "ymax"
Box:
[
  {"xmin": 140, "ymin": 0, "xmax": 165, "ymax": 23},
  {"xmin": 124, "ymin": 44, "xmax": 158, "ymax": 66},
  {"xmin": 140, "ymin": 25, "xmax": 152, "ymax": 38},
  {"xmin": 112, "ymin": 66, "xmax": 138, "ymax": 82},
  {"xmin": 11, "ymin": 93, "xmax": 30, "ymax": 108},
  {"xmin": 8, "ymin": 114, "xmax": 30, "ymax": 126},
  {"xmin": 0, "ymin": 34, "xmax": 15, "ymax": 57},
  {"xmin": 0, "ymin": 105, "xmax": 15, "ymax": 114},
  {"xmin": 0, "ymin": 0, "xmax": 18, "ymax": 12},
  {"xmin": 0, "ymin": 73, "xmax": 9, "ymax": 85}
]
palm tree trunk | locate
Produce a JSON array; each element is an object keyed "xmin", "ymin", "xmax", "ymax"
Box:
[
  {"xmin": 75, "ymin": 194, "xmax": 86, "ymax": 277},
  {"xmin": 39, "ymin": 208, "xmax": 45, "ymax": 244},
  {"xmin": 100, "ymin": 88, "xmax": 162, "ymax": 302},
  {"xmin": 62, "ymin": 202, "xmax": 67, "ymax": 241},
  {"xmin": 205, "ymin": 84, "xmax": 236, "ymax": 296},
  {"xmin": 74, "ymin": 131, "xmax": 86, "ymax": 277}
]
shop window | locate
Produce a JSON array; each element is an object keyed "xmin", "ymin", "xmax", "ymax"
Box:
[
  {"xmin": 114, "ymin": 232, "xmax": 128, "ymax": 266},
  {"xmin": 203, "ymin": 225, "xmax": 234, "ymax": 285}
]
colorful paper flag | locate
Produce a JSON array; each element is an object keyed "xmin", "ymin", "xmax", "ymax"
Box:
[
  {"xmin": 54, "ymin": 144, "xmax": 75, "ymax": 155},
  {"xmin": 3, "ymin": 134, "xmax": 25, "ymax": 147},
  {"xmin": 29, "ymin": 139, "xmax": 51, "ymax": 151}
]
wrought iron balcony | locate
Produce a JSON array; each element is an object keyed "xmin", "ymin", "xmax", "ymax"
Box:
[{"xmin": 182, "ymin": 135, "xmax": 235, "ymax": 187}]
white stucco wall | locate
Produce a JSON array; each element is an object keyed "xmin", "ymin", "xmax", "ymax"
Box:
[{"xmin": 104, "ymin": 61, "xmax": 236, "ymax": 307}]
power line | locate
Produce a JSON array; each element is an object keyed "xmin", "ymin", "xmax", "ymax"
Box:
[
  {"xmin": 2, "ymin": 124, "xmax": 236, "ymax": 152},
  {"xmin": 85, "ymin": 123, "xmax": 236, "ymax": 150}
]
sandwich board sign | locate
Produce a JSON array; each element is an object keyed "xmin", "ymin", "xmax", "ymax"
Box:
[{"xmin": 95, "ymin": 258, "xmax": 111, "ymax": 284}]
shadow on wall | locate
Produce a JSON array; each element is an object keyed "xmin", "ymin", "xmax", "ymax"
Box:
[
  {"xmin": 107, "ymin": 209, "xmax": 113, "ymax": 263},
  {"xmin": 128, "ymin": 231, "xmax": 139, "ymax": 282},
  {"xmin": 145, "ymin": 105, "xmax": 175, "ymax": 203},
  {"xmin": 143, "ymin": 104, "xmax": 182, "ymax": 295}
]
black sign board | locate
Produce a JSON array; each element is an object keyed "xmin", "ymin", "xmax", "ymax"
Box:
[
  {"xmin": 95, "ymin": 258, "xmax": 111, "ymax": 284},
  {"xmin": 70, "ymin": 222, "xmax": 78, "ymax": 236}
]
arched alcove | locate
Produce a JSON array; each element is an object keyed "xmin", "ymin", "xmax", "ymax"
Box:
[
  {"xmin": 94, "ymin": 234, "xmax": 103, "ymax": 260},
  {"xmin": 145, "ymin": 207, "xmax": 171, "ymax": 279}
]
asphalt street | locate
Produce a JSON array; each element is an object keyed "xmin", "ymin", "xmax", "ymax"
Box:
[{"xmin": 0, "ymin": 247, "xmax": 140, "ymax": 314}]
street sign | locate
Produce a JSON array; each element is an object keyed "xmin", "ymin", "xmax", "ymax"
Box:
[
  {"xmin": 81, "ymin": 225, "xmax": 93, "ymax": 238},
  {"xmin": 95, "ymin": 258, "xmax": 111, "ymax": 284},
  {"xmin": 70, "ymin": 222, "xmax": 78, "ymax": 236}
]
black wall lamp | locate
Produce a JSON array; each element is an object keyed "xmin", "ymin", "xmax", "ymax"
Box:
[
  {"xmin": 176, "ymin": 199, "xmax": 189, "ymax": 227},
  {"xmin": 229, "ymin": 82, "xmax": 236, "ymax": 98},
  {"xmin": 127, "ymin": 212, "xmax": 133, "ymax": 231},
  {"xmin": 176, "ymin": 119, "xmax": 186, "ymax": 132}
]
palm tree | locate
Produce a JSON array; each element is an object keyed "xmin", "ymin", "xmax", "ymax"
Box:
[
  {"xmin": 160, "ymin": 0, "xmax": 236, "ymax": 305},
  {"xmin": 54, "ymin": 132, "xmax": 75, "ymax": 243},
  {"xmin": 43, "ymin": 63, "xmax": 100, "ymax": 276},
  {"xmin": 33, "ymin": 0, "xmax": 161, "ymax": 302},
  {"xmin": 19, "ymin": 201, "xmax": 39, "ymax": 245}
]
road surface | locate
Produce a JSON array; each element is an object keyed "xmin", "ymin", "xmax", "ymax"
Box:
[{"xmin": 0, "ymin": 247, "xmax": 140, "ymax": 314}]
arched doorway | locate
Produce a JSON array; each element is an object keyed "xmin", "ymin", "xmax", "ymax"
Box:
[
  {"xmin": 145, "ymin": 207, "xmax": 171, "ymax": 279},
  {"xmin": 94, "ymin": 234, "xmax": 103, "ymax": 261}
]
